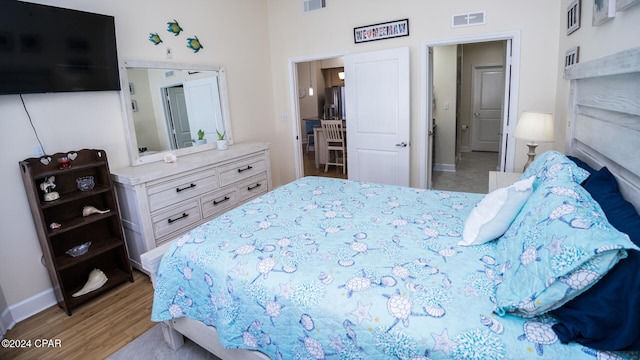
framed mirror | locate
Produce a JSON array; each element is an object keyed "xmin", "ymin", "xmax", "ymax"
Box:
[{"xmin": 119, "ymin": 60, "xmax": 233, "ymax": 166}]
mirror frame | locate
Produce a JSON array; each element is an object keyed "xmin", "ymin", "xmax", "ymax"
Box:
[{"xmin": 119, "ymin": 60, "xmax": 233, "ymax": 166}]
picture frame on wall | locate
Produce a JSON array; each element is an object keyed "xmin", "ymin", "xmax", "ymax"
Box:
[
  {"xmin": 617, "ymin": 0, "xmax": 640, "ymax": 10},
  {"xmin": 354, "ymin": 19, "xmax": 409, "ymax": 43},
  {"xmin": 593, "ymin": 0, "xmax": 616, "ymax": 25},
  {"xmin": 567, "ymin": 0, "xmax": 581, "ymax": 35},
  {"xmin": 564, "ymin": 46, "xmax": 580, "ymax": 73}
]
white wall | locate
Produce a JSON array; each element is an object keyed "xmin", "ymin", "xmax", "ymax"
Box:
[
  {"xmin": 266, "ymin": 0, "xmax": 564, "ymax": 183},
  {"xmin": 554, "ymin": 0, "xmax": 640, "ymax": 156},
  {"xmin": 0, "ymin": 0, "xmax": 275, "ymax": 323}
]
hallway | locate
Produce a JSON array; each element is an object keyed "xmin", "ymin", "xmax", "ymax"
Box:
[{"xmin": 432, "ymin": 151, "xmax": 498, "ymax": 194}]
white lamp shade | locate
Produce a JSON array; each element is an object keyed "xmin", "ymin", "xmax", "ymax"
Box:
[{"xmin": 514, "ymin": 112, "xmax": 554, "ymax": 143}]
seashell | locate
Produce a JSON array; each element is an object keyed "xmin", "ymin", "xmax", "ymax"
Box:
[
  {"xmin": 380, "ymin": 276, "xmax": 397, "ymax": 287},
  {"xmin": 67, "ymin": 152, "xmax": 78, "ymax": 161},
  {"xmin": 82, "ymin": 206, "xmax": 110, "ymax": 217},
  {"xmin": 50, "ymin": 222, "xmax": 62, "ymax": 230},
  {"xmin": 72, "ymin": 269, "xmax": 107, "ymax": 297},
  {"xmin": 338, "ymin": 259, "xmax": 355, "ymax": 267},
  {"xmin": 425, "ymin": 305, "xmax": 446, "ymax": 318}
]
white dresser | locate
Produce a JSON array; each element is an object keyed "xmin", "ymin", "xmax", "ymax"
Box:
[{"xmin": 111, "ymin": 142, "xmax": 272, "ymax": 270}]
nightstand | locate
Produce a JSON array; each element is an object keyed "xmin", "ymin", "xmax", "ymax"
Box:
[{"xmin": 488, "ymin": 171, "xmax": 523, "ymax": 192}]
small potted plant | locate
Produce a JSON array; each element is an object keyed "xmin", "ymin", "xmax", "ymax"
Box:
[
  {"xmin": 216, "ymin": 129, "xmax": 228, "ymax": 150},
  {"xmin": 193, "ymin": 129, "xmax": 207, "ymax": 145}
]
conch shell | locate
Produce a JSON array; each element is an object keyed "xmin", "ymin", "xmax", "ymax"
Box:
[
  {"xmin": 82, "ymin": 206, "xmax": 110, "ymax": 217},
  {"xmin": 72, "ymin": 269, "xmax": 108, "ymax": 297}
]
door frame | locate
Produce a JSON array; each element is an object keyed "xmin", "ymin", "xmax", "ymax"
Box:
[
  {"xmin": 420, "ymin": 31, "xmax": 520, "ymax": 188},
  {"xmin": 288, "ymin": 51, "xmax": 348, "ymax": 180}
]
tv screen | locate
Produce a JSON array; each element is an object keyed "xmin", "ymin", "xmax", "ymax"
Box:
[{"xmin": 0, "ymin": 0, "xmax": 120, "ymax": 95}]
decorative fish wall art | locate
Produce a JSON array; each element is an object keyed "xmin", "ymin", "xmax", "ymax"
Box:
[
  {"xmin": 167, "ymin": 19, "xmax": 183, "ymax": 36},
  {"xmin": 148, "ymin": 32, "xmax": 162, "ymax": 45},
  {"xmin": 186, "ymin": 36, "xmax": 203, "ymax": 53}
]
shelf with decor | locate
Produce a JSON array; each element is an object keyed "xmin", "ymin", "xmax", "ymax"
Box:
[{"xmin": 19, "ymin": 149, "xmax": 133, "ymax": 315}]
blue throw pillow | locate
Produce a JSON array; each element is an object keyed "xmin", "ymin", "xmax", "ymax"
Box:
[
  {"xmin": 551, "ymin": 167, "xmax": 640, "ymax": 351},
  {"xmin": 493, "ymin": 178, "xmax": 638, "ymax": 318},
  {"xmin": 521, "ymin": 151, "xmax": 590, "ymax": 190}
]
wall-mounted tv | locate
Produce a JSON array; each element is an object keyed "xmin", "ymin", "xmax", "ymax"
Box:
[{"xmin": 0, "ymin": 0, "xmax": 120, "ymax": 95}]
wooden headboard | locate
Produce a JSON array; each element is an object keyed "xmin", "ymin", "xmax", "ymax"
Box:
[{"xmin": 564, "ymin": 46, "xmax": 640, "ymax": 213}]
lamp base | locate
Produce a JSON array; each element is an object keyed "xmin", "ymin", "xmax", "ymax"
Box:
[{"xmin": 523, "ymin": 143, "xmax": 539, "ymax": 172}]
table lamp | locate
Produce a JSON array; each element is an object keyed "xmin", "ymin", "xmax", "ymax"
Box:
[{"xmin": 514, "ymin": 112, "xmax": 554, "ymax": 171}]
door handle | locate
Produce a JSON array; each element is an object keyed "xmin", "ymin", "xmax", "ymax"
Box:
[
  {"xmin": 474, "ymin": 112, "xmax": 480, "ymax": 116},
  {"xmin": 395, "ymin": 142, "xmax": 408, "ymax": 147}
]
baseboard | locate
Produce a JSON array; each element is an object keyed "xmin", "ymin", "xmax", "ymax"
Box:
[
  {"xmin": 433, "ymin": 163, "xmax": 456, "ymax": 172},
  {"xmin": 6, "ymin": 287, "xmax": 57, "ymax": 326},
  {"xmin": 1, "ymin": 306, "xmax": 14, "ymax": 337}
]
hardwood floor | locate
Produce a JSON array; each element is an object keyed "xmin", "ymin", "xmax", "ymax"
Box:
[{"xmin": 1, "ymin": 270, "xmax": 155, "ymax": 360}]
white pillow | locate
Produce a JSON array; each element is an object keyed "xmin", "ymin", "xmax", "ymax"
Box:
[{"xmin": 459, "ymin": 176, "xmax": 535, "ymax": 246}]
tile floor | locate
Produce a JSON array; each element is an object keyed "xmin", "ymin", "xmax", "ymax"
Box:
[
  {"xmin": 432, "ymin": 151, "xmax": 499, "ymax": 194},
  {"xmin": 303, "ymin": 149, "xmax": 498, "ymax": 193}
]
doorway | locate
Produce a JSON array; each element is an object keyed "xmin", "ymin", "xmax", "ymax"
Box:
[
  {"xmin": 423, "ymin": 32, "xmax": 520, "ymax": 192},
  {"xmin": 296, "ymin": 59, "xmax": 348, "ymax": 180}
]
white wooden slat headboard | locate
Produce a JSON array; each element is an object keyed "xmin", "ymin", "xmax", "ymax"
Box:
[{"xmin": 564, "ymin": 46, "xmax": 640, "ymax": 213}]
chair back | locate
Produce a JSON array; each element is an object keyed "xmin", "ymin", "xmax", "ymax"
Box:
[{"xmin": 320, "ymin": 120, "xmax": 344, "ymax": 145}]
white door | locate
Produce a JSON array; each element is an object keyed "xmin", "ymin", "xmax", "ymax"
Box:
[
  {"xmin": 164, "ymin": 86, "xmax": 192, "ymax": 149},
  {"xmin": 183, "ymin": 76, "xmax": 223, "ymax": 141},
  {"xmin": 470, "ymin": 65, "xmax": 504, "ymax": 152},
  {"xmin": 345, "ymin": 47, "xmax": 410, "ymax": 186}
]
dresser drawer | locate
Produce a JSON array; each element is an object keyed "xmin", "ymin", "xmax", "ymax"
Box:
[
  {"xmin": 218, "ymin": 155, "xmax": 267, "ymax": 187},
  {"xmin": 201, "ymin": 186, "xmax": 239, "ymax": 219},
  {"xmin": 147, "ymin": 168, "xmax": 218, "ymax": 212},
  {"xmin": 152, "ymin": 200, "xmax": 202, "ymax": 241},
  {"xmin": 238, "ymin": 173, "xmax": 268, "ymax": 201}
]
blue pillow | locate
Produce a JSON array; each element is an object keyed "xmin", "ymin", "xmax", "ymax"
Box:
[
  {"xmin": 493, "ymin": 178, "xmax": 639, "ymax": 318},
  {"xmin": 551, "ymin": 167, "xmax": 640, "ymax": 351},
  {"xmin": 567, "ymin": 155, "xmax": 598, "ymax": 175},
  {"xmin": 521, "ymin": 151, "xmax": 590, "ymax": 190}
]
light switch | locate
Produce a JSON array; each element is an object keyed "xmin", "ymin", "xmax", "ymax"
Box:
[{"xmin": 444, "ymin": 102, "xmax": 449, "ymax": 110}]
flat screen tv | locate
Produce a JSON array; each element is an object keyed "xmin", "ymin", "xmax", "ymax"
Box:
[{"xmin": 0, "ymin": 0, "xmax": 120, "ymax": 95}]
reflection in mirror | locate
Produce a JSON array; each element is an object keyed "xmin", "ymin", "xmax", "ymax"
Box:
[{"xmin": 119, "ymin": 60, "xmax": 233, "ymax": 166}]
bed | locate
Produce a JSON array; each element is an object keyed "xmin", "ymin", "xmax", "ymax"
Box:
[{"xmin": 141, "ymin": 46, "xmax": 640, "ymax": 360}]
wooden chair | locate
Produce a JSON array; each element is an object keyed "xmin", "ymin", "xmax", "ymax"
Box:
[{"xmin": 320, "ymin": 119, "xmax": 346, "ymax": 174}]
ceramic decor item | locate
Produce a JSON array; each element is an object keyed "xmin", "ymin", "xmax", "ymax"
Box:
[
  {"xmin": 82, "ymin": 206, "xmax": 110, "ymax": 217},
  {"xmin": 187, "ymin": 36, "xmax": 203, "ymax": 53},
  {"xmin": 149, "ymin": 33, "xmax": 163, "ymax": 45},
  {"xmin": 72, "ymin": 268, "xmax": 107, "ymax": 297},
  {"xmin": 167, "ymin": 20, "xmax": 183, "ymax": 36}
]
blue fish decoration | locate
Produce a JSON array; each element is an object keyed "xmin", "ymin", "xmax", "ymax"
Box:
[
  {"xmin": 186, "ymin": 36, "xmax": 203, "ymax": 53},
  {"xmin": 167, "ymin": 20, "xmax": 183, "ymax": 36},
  {"xmin": 148, "ymin": 33, "xmax": 162, "ymax": 45}
]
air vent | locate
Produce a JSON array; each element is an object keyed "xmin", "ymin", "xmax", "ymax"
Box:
[
  {"xmin": 452, "ymin": 11, "xmax": 486, "ymax": 27},
  {"xmin": 303, "ymin": 0, "xmax": 326, "ymax": 13}
]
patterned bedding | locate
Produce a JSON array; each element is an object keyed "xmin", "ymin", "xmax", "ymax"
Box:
[{"xmin": 151, "ymin": 176, "xmax": 638, "ymax": 359}]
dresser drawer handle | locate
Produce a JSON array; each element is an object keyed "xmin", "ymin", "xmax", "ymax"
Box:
[
  {"xmin": 237, "ymin": 165, "xmax": 253, "ymax": 173},
  {"xmin": 176, "ymin": 183, "xmax": 196, "ymax": 192},
  {"xmin": 247, "ymin": 183, "xmax": 262, "ymax": 191},
  {"xmin": 213, "ymin": 196, "xmax": 230, "ymax": 205},
  {"xmin": 167, "ymin": 212, "xmax": 189, "ymax": 224}
]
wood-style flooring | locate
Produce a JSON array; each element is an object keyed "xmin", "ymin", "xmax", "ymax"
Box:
[{"xmin": 1, "ymin": 270, "xmax": 155, "ymax": 360}]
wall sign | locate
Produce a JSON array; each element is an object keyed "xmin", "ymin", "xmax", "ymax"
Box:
[{"xmin": 354, "ymin": 19, "xmax": 409, "ymax": 44}]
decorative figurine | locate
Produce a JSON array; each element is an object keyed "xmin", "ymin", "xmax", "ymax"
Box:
[
  {"xmin": 186, "ymin": 35, "xmax": 203, "ymax": 53},
  {"xmin": 82, "ymin": 206, "xmax": 110, "ymax": 217},
  {"xmin": 149, "ymin": 32, "xmax": 163, "ymax": 45},
  {"xmin": 166, "ymin": 19, "xmax": 183, "ymax": 36},
  {"xmin": 72, "ymin": 268, "xmax": 107, "ymax": 297},
  {"xmin": 40, "ymin": 176, "xmax": 60, "ymax": 202}
]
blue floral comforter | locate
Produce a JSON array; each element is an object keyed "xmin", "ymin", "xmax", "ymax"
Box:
[{"xmin": 151, "ymin": 177, "xmax": 636, "ymax": 359}]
